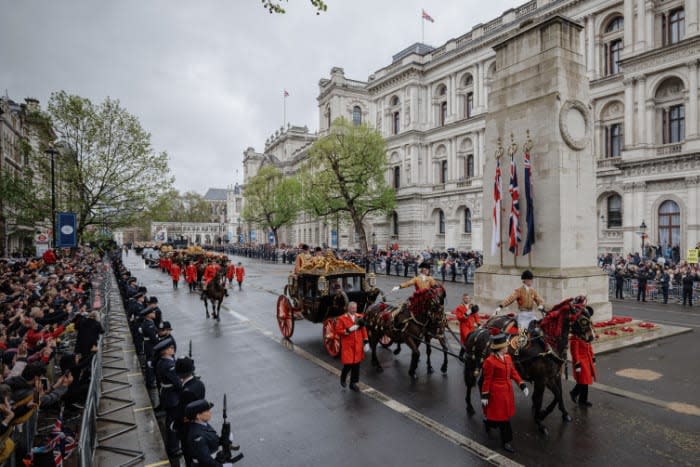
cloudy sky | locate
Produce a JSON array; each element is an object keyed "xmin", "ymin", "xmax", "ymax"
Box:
[{"xmin": 1, "ymin": 0, "xmax": 516, "ymax": 193}]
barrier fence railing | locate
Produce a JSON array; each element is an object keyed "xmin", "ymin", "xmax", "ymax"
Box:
[{"xmin": 607, "ymin": 276, "xmax": 700, "ymax": 302}]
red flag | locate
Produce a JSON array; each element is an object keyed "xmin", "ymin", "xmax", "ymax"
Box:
[{"xmin": 421, "ymin": 9, "xmax": 435, "ymax": 23}]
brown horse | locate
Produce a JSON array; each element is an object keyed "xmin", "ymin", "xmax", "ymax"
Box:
[
  {"xmin": 364, "ymin": 285, "xmax": 448, "ymax": 378},
  {"xmin": 463, "ymin": 296, "xmax": 595, "ymax": 435},
  {"xmin": 202, "ymin": 269, "xmax": 227, "ymax": 321}
]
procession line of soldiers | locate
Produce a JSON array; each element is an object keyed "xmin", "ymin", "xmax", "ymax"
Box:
[
  {"xmin": 157, "ymin": 255, "xmax": 245, "ymax": 293},
  {"xmin": 114, "ymin": 251, "xmax": 240, "ymax": 467}
]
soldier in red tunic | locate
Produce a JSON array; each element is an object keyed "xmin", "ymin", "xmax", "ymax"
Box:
[
  {"xmin": 185, "ymin": 262, "xmax": 197, "ymax": 293},
  {"xmin": 225, "ymin": 262, "xmax": 235, "ymax": 288},
  {"xmin": 234, "ymin": 262, "xmax": 245, "ymax": 291},
  {"xmin": 334, "ymin": 302, "xmax": 369, "ymax": 392},
  {"xmin": 481, "ymin": 333, "xmax": 529, "ymax": 454},
  {"xmin": 569, "ymin": 333, "xmax": 596, "ymax": 407},
  {"xmin": 170, "ymin": 262, "xmax": 181, "ymax": 290},
  {"xmin": 452, "ymin": 293, "xmax": 480, "ymax": 359}
]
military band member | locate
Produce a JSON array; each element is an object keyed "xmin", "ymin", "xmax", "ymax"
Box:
[
  {"xmin": 234, "ymin": 263, "xmax": 245, "ymax": 291},
  {"xmin": 495, "ymin": 270, "xmax": 545, "ymax": 330},
  {"xmin": 391, "ymin": 262, "xmax": 438, "ymax": 292}
]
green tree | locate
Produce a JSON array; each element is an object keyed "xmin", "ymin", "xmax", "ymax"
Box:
[
  {"xmin": 262, "ymin": 0, "xmax": 327, "ymax": 14},
  {"xmin": 47, "ymin": 91, "xmax": 174, "ymax": 242},
  {"xmin": 301, "ymin": 118, "xmax": 395, "ymax": 253},
  {"xmin": 242, "ymin": 165, "xmax": 301, "ymax": 247}
]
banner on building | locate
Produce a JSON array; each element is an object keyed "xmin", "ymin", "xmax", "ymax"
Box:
[
  {"xmin": 56, "ymin": 212, "xmax": 77, "ymax": 248},
  {"xmin": 250, "ymin": 230, "xmax": 256, "ymax": 242},
  {"xmin": 331, "ymin": 230, "xmax": 337, "ymax": 248},
  {"xmin": 268, "ymin": 231, "xmax": 275, "ymax": 245},
  {"xmin": 155, "ymin": 228, "xmax": 167, "ymax": 242},
  {"xmin": 688, "ymin": 249, "xmax": 699, "ymax": 264}
]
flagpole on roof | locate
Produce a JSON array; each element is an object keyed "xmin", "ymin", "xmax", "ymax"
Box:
[
  {"xmin": 422, "ymin": 12, "xmax": 424, "ymax": 43},
  {"xmin": 283, "ymin": 90, "xmax": 287, "ymax": 129}
]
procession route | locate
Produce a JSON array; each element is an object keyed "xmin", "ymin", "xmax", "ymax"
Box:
[{"xmin": 220, "ymin": 302, "xmax": 523, "ymax": 467}]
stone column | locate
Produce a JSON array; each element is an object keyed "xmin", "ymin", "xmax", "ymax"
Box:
[
  {"xmin": 687, "ymin": 61, "xmax": 699, "ymax": 138},
  {"xmin": 450, "ymin": 74, "xmax": 457, "ymax": 121},
  {"xmin": 646, "ymin": 100, "xmax": 656, "ymax": 146},
  {"xmin": 636, "ymin": 0, "xmax": 646, "ymax": 51},
  {"xmin": 586, "ymin": 15, "xmax": 595, "ymax": 79},
  {"xmin": 624, "ymin": 0, "xmax": 634, "ymax": 51},
  {"xmin": 636, "ymin": 77, "xmax": 647, "ymax": 145},
  {"xmin": 474, "ymin": 63, "xmax": 482, "ymax": 110},
  {"xmin": 473, "ymin": 130, "xmax": 480, "ymax": 177},
  {"xmin": 624, "ymin": 79, "xmax": 635, "ymax": 147},
  {"xmin": 427, "ymin": 86, "xmax": 433, "ymax": 128},
  {"xmin": 475, "ymin": 16, "xmax": 611, "ymax": 321}
]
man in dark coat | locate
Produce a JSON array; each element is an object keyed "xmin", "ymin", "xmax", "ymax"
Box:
[
  {"xmin": 636, "ymin": 266, "xmax": 649, "ymax": 302},
  {"xmin": 659, "ymin": 268, "xmax": 671, "ymax": 304},
  {"xmin": 176, "ymin": 357, "xmax": 206, "ymax": 466},
  {"xmin": 74, "ymin": 310, "xmax": 104, "ymax": 357},
  {"xmin": 155, "ymin": 337, "xmax": 182, "ymax": 459},
  {"xmin": 140, "ymin": 308, "xmax": 158, "ymax": 389},
  {"xmin": 682, "ymin": 271, "xmax": 696, "ymax": 307},
  {"xmin": 614, "ymin": 266, "xmax": 625, "ymax": 299}
]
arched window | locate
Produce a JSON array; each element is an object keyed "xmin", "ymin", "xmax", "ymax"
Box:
[
  {"xmin": 393, "ymin": 112, "xmax": 400, "ymax": 135},
  {"xmin": 605, "ymin": 16, "xmax": 624, "ymax": 33},
  {"xmin": 602, "ymin": 16, "xmax": 624, "ymax": 77},
  {"xmin": 392, "ymin": 211, "xmax": 399, "ymax": 236},
  {"xmin": 437, "ymin": 85, "xmax": 447, "ymax": 126},
  {"xmin": 440, "ymin": 160, "xmax": 448, "ymax": 184},
  {"xmin": 390, "ymin": 95, "xmax": 400, "ymax": 106},
  {"xmin": 393, "ymin": 165, "xmax": 400, "ymax": 189},
  {"xmin": 464, "ymin": 74, "xmax": 473, "ymax": 86},
  {"xmin": 466, "ymin": 154, "xmax": 474, "ymax": 178},
  {"xmin": 438, "ymin": 210, "xmax": 445, "ymax": 234},
  {"xmin": 464, "ymin": 209, "xmax": 472, "ymax": 233},
  {"xmin": 606, "ymin": 123, "xmax": 623, "ymax": 157},
  {"xmin": 658, "ymin": 200, "xmax": 680, "ymax": 247},
  {"xmin": 656, "ymin": 77, "xmax": 685, "ymax": 144},
  {"xmin": 352, "ymin": 106, "xmax": 362, "ymax": 126},
  {"xmin": 607, "ymin": 194, "xmax": 622, "ymax": 228}
]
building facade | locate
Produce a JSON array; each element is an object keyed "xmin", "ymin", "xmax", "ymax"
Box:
[{"xmin": 244, "ymin": 0, "xmax": 700, "ymax": 255}]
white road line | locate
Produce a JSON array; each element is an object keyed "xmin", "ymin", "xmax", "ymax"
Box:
[{"xmin": 226, "ymin": 304, "xmax": 522, "ymax": 467}]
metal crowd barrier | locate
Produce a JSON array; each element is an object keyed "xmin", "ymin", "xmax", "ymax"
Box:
[{"xmin": 608, "ymin": 276, "xmax": 700, "ymax": 302}]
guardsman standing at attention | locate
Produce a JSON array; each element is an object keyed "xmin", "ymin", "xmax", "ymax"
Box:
[
  {"xmin": 171, "ymin": 262, "xmax": 182, "ymax": 290},
  {"xmin": 186, "ymin": 262, "xmax": 198, "ymax": 293},
  {"xmin": 569, "ymin": 331, "xmax": 596, "ymax": 408},
  {"xmin": 481, "ymin": 332, "xmax": 529, "ymax": 454},
  {"xmin": 495, "ymin": 270, "xmax": 545, "ymax": 331},
  {"xmin": 154, "ymin": 337, "xmax": 182, "ymax": 460},
  {"xmin": 452, "ymin": 293, "xmax": 480, "ymax": 358},
  {"xmin": 234, "ymin": 262, "xmax": 245, "ymax": 291},
  {"xmin": 391, "ymin": 262, "xmax": 439, "ymax": 292},
  {"xmin": 140, "ymin": 307, "xmax": 159, "ymax": 390},
  {"xmin": 225, "ymin": 262, "xmax": 235, "ymax": 288},
  {"xmin": 185, "ymin": 400, "xmax": 239, "ymax": 467}
]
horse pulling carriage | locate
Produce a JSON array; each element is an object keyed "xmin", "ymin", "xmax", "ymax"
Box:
[{"xmin": 275, "ymin": 255, "xmax": 385, "ymax": 357}]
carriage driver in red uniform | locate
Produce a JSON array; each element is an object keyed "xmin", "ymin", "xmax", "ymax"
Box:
[
  {"xmin": 335, "ymin": 301, "xmax": 369, "ymax": 392},
  {"xmin": 495, "ymin": 270, "xmax": 545, "ymax": 332}
]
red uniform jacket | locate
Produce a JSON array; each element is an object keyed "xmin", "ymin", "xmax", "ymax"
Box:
[
  {"xmin": 164, "ymin": 258, "xmax": 172, "ymax": 273},
  {"xmin": 170, "ymin": 264, "xmax": 181, "ymax": 282},
  {"xmin": 203, "ymin": 264, "xmax": 218, "ymax": 285},
  {"xmin": 185, "ymin": 264, "xmax": 197, "ymax": 283},
  {"xmin": 335, "ymin": 314, "xmax": 368, "ymax": 365},
  {"xmin": 226, "ymin": 264, "xmax": 235, "ymax": 280},
  {"xmin": 570, "ymin": 335, "xmax": 596, "ymax": 385},
  {"xmin": 481, "ymin": 353, "xmax": 524, "ymax": 422},
  {"xmin": 235, "ymin": 266, "xmax": 245, "ymax": 283},
  {"xmin": 453, "ymin": 304, "xmax": 480, "ymax": 343},
  {"xmin": 42, "ymin": 249, "xmax": 57, "ymax": 265}
]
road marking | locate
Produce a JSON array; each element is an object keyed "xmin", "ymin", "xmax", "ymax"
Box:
[
  {"xmin": 133, "ymin": 406, "xmax": 153, "ymax": 412},
  {"xmin": 227, "ymin": 305, "xmax": 522, "ymax": 467},
  {"xmin": 615, "ymin": 368, "xmax": 662, "ymax": 381},
  {"xmin": 592, "ymin": 382, "xmax": 700, "ymax": 417}
]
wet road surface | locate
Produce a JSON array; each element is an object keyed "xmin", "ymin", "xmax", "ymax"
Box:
[{"xmin": 125, "ymin": 253, "xmax": 699, "ymax": 467}]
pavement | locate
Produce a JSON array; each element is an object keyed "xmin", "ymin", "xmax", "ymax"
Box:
[{"xmin": 119, "ymin": 252, "xmax": 700, "ymax": 467}]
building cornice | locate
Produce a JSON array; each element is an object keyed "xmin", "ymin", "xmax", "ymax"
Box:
[{"xmin": 620, "ymin": 36, "xmax": 700, "ymax": 75}]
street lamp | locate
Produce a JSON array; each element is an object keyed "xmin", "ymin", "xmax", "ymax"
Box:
[
  {"xmin": 45, "ymin": 144, "xmax": 59, "ymax": 249},
  {"xmin": 640, "ymin": 220, "xmax": 647, "ymax": 256}
]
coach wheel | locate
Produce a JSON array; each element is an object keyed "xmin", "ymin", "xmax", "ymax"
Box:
[
  {"xmin": 379, "ymin": 334, "xmax": 393, "ymax": 349},
  {"xmin": 277, "ymin": 295, "xmax": 295, "ymax": 338},
  {"xmin": 323, "ymin": 318, "xmax": 341, "ymax": 357}
]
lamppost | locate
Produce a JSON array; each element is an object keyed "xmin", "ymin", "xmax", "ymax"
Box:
[
  {"xmin": 372, "ymin": 232, "xmax": 376, "ymax": 250},
  {"xmin": 45, "ymin": 145, "xmax": 59, "ymax": 249},
  {"xmin": 640, "ymin": 220, "xmax": 647, "ymax": 256}
]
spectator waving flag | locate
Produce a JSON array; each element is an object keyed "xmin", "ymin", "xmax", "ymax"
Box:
[
  {"xmin": 508, "ymin": 151, "xmax": 521, "ymax": 255},
  {"xmin": 522, "ymin": 147, "xmax": 535, "ymax": 255},
  {"xmin": 491, "ymin": 158, "xmax": 502, "ymax": 255},
  {"xmin": 422, "ymin": 9, "xmax": 435, "ymax": 23}
]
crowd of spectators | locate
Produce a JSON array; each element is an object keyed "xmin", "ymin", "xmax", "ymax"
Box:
[{"xmin": 0, "ymin": 248, "xmax": 105, "ymax": 464}]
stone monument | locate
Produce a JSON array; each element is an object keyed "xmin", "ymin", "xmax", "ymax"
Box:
[{"xmin": 474, "ymin": 15, "xmax": 612, "ymax": 322}]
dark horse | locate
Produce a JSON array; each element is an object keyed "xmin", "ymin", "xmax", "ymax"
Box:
[
  {"xmin": 201, "ymin": 269, "xmax": 226, "ymax": 321},
  {"xmin": 463, "ymin": 296, "xmax": 595, "ymax": 434},
  {"xmin": 364, "ymin": 286, "xmax": 448, "ymax": 378}
]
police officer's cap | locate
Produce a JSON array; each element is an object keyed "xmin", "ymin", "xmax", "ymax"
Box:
[
  {"xmin": 147, "ymin": 296, "xmax": 158, "ymax": 304},
  {"xmin": 521, "ymin": 270, "xmax": 534, "ymax": 280},
  {"xmin": 418, "ymin": 262, "xmax": 430, "ymax": 270},
  {"xmin": 175, "ymin": 356, "xmax": 195, "ymax": 376},
  {"xmin": 152, "ymin": 337, "xmax": 175, "ymax": 354},
  {"xmin": 185, "ymin": 399, "xmax": 213, "ymax": 419},
  {"xmin": 490, "ymin": 333, "xmax": 508, "ymax": 350},
  {"xmin": 159, "ymin": 321, "xmax": 172, "ymax": 331}
]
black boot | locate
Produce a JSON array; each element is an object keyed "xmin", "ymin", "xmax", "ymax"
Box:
[
  {"xmin": 502, "ymin": 443, "xmax": 515, "ymax": 453},
  {"xmin": 578, "ymin": 385, "xmax": 592, "ymax": 407}
]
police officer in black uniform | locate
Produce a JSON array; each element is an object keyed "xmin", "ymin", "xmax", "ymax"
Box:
[
  {"xmin": 154, "ymin": 337, "xmax": 182, "ymax": 460},
  {"xmin": 145, "ymin": 296, "xmax": 163, "ymax": 328},
  {"xmin": 140, "ymin": 307, "xmax": 158, "ymax": 389},
  {"xmin": 659, "ymin": 267, "xmax": 671, "ymax": 304},
  {"xmin": 176, "ymin": 357, "xmax": 206, "ymax": 467},
  {"xmin": 185, "ymin": 400, "xmax": 237, "ymax": 467}
]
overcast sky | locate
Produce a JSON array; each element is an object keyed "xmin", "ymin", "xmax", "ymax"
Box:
[{"xmin": 1, "ymin": 0, "xmax": 516, "ymax": 194}]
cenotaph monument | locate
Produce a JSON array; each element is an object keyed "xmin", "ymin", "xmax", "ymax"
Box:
[{"xmin": 474, "ymin": 15, "xmax": 612, "ymax": 321}]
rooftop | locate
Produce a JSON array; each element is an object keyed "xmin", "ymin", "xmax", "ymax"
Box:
[{"xmin": 203, "ymin": 188, "xmax": 228, "ymax": 201}]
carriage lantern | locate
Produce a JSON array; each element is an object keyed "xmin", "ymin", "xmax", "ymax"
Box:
[
  {"xmin": 367, "ymin": 273, "xmax": 376, "ymax": 288},
  {"xmin": 317, "ymin": 276, "xmax": 328, "ymax": 295}
]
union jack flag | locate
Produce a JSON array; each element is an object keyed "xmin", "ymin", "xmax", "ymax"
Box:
[
  {"xmin": 508, "ymin": 152, "xmax": 521, "ymax": 255},
  {"xmin": 283, "ymin": 89, "xmax": 289, "ymax": 97},
  {"xmin": 421, "ymin": 9, "xmax": 435, "ymax": 23},
  {"xmin": 522, "ymin": 149, "xmax": 535, "ymax": 255},
  {"xmin": 491, "ymin": 158, "xmax": 502, "ymax": 255}
]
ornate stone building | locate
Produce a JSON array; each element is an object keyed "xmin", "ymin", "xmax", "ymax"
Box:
[{"xmin": 245, "ymin": 0, "xmax": 700, "ymax": 255}]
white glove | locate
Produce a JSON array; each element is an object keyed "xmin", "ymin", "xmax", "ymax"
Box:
[
  {"xmin": 494, "ymin": 306, "xmax": 502, "ymax": 315},
  {"xmin": 364, "ymin": 343, "xmax": 370, "ymax": 353},
  {"xmin": 537, "ymin": 305, "xmax": 545, "ymax": 312},
  {"xmin": 348, "ymin": 324, "xmax": 359, "ymax": 332},
  {"xmin": 575, "ymin": 367, "xmax": 582, "ymax": 373},
  {"xmin": 391, "ymin": 286, "xmax": 400, "ymax": 292},
  {"xmin": 523, "ymin": 387, "xmax": 529, "ymax": 397},
  {"xmin": 481, "ymin": 398, "xmax": 488, "ymax": 407}
]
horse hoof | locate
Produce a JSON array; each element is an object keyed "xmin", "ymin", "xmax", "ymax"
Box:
[
  {"xmin": 466, "ymin": 406, "xmax": 475, "ymax": 416},
  {"xmin": 408, "ymin": 372, "xmax": 416, "ymax": 379},
  {"xmin": 427, "ymin": 367, "xmax": 434, "ymax": 374},
  {"xmin": 562, "ymin": 414, "xmax": 572, "ymax": 422},
  {"xmin": 538, "ymin": 425, "xmax": 549, "ymax": 436},
  {"xmin": 440, "ymin": 365, "xmax": 448, "ymax": 374}
]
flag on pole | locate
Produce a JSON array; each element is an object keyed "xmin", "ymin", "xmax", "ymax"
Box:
[
  {"xmin": 522, "ymin": 148, "xmax": 535, "ymax": 255},
  {"xmin": 491, "ymin": 158, "xmax": 502, "ymax": 255},
  {"xmin": 508, "ymin": 152, "xmax": 521, "ymax": 255},
  {"xmin": 421, "ymin": 9, "xmax": 435, "ymax": 22},
  {"xmin": 283, "ymin": 89, "xmax": 289, "ymax": 97}
]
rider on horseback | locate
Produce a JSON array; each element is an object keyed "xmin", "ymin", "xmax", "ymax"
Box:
[
  {"xmin": 494, "ymin": 270, "xmax": 545, "ymax": 333},
  {"xmin": 391, "ymin": 262, "xmax": 439, "ymax": 293}
]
